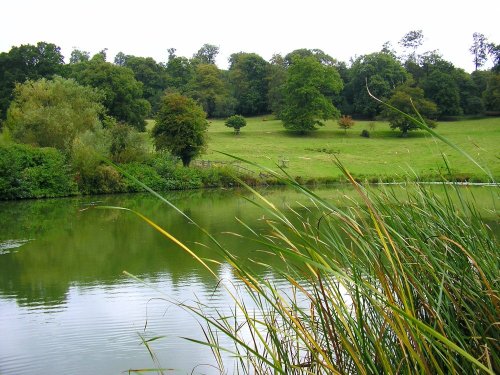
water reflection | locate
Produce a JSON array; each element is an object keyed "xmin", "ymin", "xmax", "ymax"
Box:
[{"xmin": 0, "ymin": 185, "xmax": 497, "ymax": 374}]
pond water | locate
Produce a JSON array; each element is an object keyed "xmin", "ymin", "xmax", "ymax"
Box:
[{"xmin": 0, "ymin": 185, "xmax": 497, "ymax": 374}]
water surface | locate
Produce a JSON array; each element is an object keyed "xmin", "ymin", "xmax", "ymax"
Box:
[{"xmin": 0, "ymin": 185, "xmax": 497, "ymax": 374}]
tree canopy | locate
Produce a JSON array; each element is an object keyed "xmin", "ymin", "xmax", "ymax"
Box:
[
  {"xmin": 228, "ymin": 52, "xmax": 269, "ymax": 116},
  {"xmin": 152, "ymin": 93, "xmax": 208, "ymax": 166},
  {"xmin": 347, "ymin": 52, "xmax": 408, "ymax": 118},
  {"xmin": 0, "ymin": 42, "xmax": 64, "ymax": 120},
  {"xmin": 5, "ymin": 77, "xmax": 104, "ymax": 152},
  {"xmin": 382, "ymin": 84, "xmax": 437, "ymax": 136},
  {"xmin": 281, "ymin": 56, "xmax": 343, "ymax": 132},
  {"xmin": 67, "ymin": 59, "xmax": 150, "ymax": 130}
]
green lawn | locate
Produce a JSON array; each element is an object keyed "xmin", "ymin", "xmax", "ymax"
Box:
[{"xmin": 199, "ymin": 117, "xmax": 500, "ymax": 182}]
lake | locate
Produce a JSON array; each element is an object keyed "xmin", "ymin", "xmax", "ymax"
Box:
[{"xmin": 0, "ymin": 185, "xmax": 497, "ymax": 374}]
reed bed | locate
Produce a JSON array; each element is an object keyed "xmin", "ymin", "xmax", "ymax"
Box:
[
  {"xmin": 117, "ymin": 101, "xmax": 498, "ymax": 374},
  {"xmin": 174, "ymin": 169, "xmax": 498, "ymax": 374}
]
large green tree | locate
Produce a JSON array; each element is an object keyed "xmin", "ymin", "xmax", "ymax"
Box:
[
  {"xmin": 422, "ymin": 70, "xmax": 462, "ymax": 117},
  {"xmin": 118, "ymin": 54, "xmax": 167, "ymax": 113},
  {"xmin": 152, "ymin": 93, "xmax": 208, "ymax": 166},
  {"xmin": 67, "ymin": 59, "xmax": 150, "ymax": 130},
  {"xmin": 165, "ymin": 56, "xmax": 194, "ymax": 92},
  {"xmin": 187, "ymin": 63, "xmax": 230, "ymax": 117},
  {"xmin": 281, "ymin": 56, "xmax": 343, "ymax": 133},
  {"xmin": 346, "ymin": 52, "xmax": 408, "ymax": 118},
  {"xmin": 5, "ymin": 77, "xmax": 105, "ymax": 153},
  {"xmin": 228, "ymin": 52, "xmax": 269, "ymax": 116},
  {"xmin": 0, "ymin": 42, "xmax": 64, "ymax": 120},
  {"xmin": 267, "ymin": 54, "xmax": 287, "ymax": 117}
]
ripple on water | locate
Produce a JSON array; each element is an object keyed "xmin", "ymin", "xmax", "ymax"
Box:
[{"xmin": 0, "ymin": 239, "xmax": 33, "ymax": 254}]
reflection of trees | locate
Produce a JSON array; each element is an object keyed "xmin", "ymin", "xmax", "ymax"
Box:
[{"xmin": 0, "ymin": 190, "xmax": 283, "ymax": 307}]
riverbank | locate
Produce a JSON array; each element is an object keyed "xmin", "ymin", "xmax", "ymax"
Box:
[{"xmin": 1, "ymin": 117, "xmax": 498, "ymax": 200}]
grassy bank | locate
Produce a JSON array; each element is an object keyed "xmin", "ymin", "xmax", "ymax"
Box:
[{"xmin": 200, "ymin": 117, "xmax": 500, "ymax": 182}]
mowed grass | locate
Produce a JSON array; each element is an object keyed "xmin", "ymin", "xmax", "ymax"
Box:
[{"xmin": 200, "ymin": 117, "xmax": 500, "ymax": 181}]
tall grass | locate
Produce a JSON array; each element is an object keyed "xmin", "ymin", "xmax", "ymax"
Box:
[
  {"xmin": 173, "ymin": 169, "xmax": 498, "ymax": 374},
  {"xmin": 115, "ymin": 102, "xmax": 499, "ymax": 374}
]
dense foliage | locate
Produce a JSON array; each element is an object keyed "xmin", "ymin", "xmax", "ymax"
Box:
[
  {"xmin": 0, "ymin": 143, "xmax": 77, "ymax": 199},
  {"xmin": 0, "ymin": 34, "xmax": 498, "ymax": 199},
  {"xmin": 66, "ymin": 58, "xmax": 150, "ymax": 130},
  {"xmin": 281, "ymin": 56, "xmax": 342, "ymax": 132},
  {"xmin": 153, "ymin": 93, "xmax": 208, "ymax": 166},
  {"xmin": 224, "ymin": 114, "xmax": 247, "ymax": 134},
  {"xmin": 383, "ymin": 84, "xmax": 438, "ymax": 136},
  {"xmin": 5, "ymin": 77, "xmax": 104, "ymax": 153}
]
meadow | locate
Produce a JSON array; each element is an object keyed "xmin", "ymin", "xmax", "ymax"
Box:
[{"xmin": 192, "ymin": 117, "xmax": 500, "ymax": 182}]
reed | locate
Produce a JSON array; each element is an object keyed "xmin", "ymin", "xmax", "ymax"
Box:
[{"xmin": 116, "ymin": 101, "xmax": 498, "ymax": 374}]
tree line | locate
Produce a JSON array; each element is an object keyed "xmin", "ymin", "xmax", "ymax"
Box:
[
  {"xmin": 0, "ymin": 31, "xmax": 499, "ymax": 198},
  {"xmin": 0, "ymin": 31, "xmax": 499, "ymax": 131}
]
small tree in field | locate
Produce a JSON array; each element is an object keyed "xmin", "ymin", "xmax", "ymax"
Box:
[
  {"xmin": 225, "ymin": 115, "xmax": 247, "ymax": 135},
  {"xmin": 337, "ymin": 115, "xmax": 355, "ymax": 134},
  {"xmin": 382, "ymin": 84, "xmax": 437, "ymax": 137},
  {"xmin": 152, "ymin": 93, "xmax": 208, "ymax": 166}
]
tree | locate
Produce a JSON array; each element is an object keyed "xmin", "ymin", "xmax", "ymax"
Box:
[
  {"xmin": 5, "ymin": 77, "xmax": 105, "ymax": 153},
  {"xmin": 421, "ymin": 69, "xmax": 462, "ymax": 117},
  {"xmin": 346, "ymin": 52, "xmax": 408, "ymax": 118},
  {"xmin": 337, "ymin": 115, "xmax": 355, "ymax": 134},
  {"xmin": 228, "ymin": 52, "xmax": 269, "ymax": 116},
  {"xmin": 488, "ymin": 43, "xmax": 500, "ymax": 72},
  {"xmin": 382, "ymin": 84, "xmax": 437, "ymax": 136},
  {"xmin": 284, "ymin": 48, "xmax": 337, "ymax": 67},
  {"xmin": 152, "ymin": 93, "xmax": 208, "ymax": 166},
  {"xmin": 122, "ymin": 55, "xmax": 168, "ymax": 113},
  {"xmin": 0, "ymin": 42, "xmax": 64, "ymax": 120},
  {"xmin": 470, "ymin": 32, "xmax": 489, "ymax": 71},
  {"xmin": 187, "ymin": 63, "xmax": 228, "ymax": 117},
  {"xmin": 113, "ymin": 51, "xmax": 128, "ymax": 66},
  {"xmin": 70, "ymin": 49, "xmax": 90, "ymax": 64},
  {"xmin": 399, "ymin": 30, "xmax": 424, "ymax": 62},
  {"xmin": 483, "ymin": 73, "xmax": 500, "ymax": 112},
  {"xmin": 192, "ymin": 44, "xmax": 219, "ymax": 65},
  {"xmin": 225, "ymin": 115, "xmax": 246, "ymax": 134},
  {"xmin": 67, "ymin": 59, "xmax": 151, "ymax": 130},
  {"xmin": 281, "ymin": 56, "xmax": 343, "ymax": 133},
  {"xmin": 267, "ymin": 54, "xmax": 287, "ymax": 117},
  {"xmin": 165, "ymin": 56, "xmax": 193, "ymax": 91}
]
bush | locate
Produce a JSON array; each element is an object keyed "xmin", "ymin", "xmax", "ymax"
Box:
[
  {"xmin": 361, "ymin": 129, "xmax": 370, "ymax": 138},
  {"xmin": 0, "ymin": 143, "xmax": 77, "ymax": 199},
  {"xmin": 337, "ymin": 115, "xmax": 355, "ymax": 133},
  {"xmin": 109, "ymin": 123, "xmax": 149, "ymax": 163},
  {"xmin": 121, "ymin": 163, "xmax": 167, "ymax": 192}
]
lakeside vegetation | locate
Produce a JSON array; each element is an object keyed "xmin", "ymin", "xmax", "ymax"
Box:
[
  {"xmin": 0, "ymin": 33, "xmax": 498, "ymax": 375},
  {"xmin": 0, "ymin": 31, "xmax": 499, "ymax": 199}
]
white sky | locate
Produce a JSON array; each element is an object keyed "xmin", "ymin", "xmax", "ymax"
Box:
[{"xmin": 1, "ymin": 0, "xmax": 499, "ymax": 72}]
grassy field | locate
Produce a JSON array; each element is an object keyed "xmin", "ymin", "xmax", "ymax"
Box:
[{"xmin": 196, "ymin": 117, "xmax": 500, "ymax": 182}]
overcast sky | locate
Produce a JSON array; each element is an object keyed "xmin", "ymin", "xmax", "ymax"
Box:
[{"xmin": 1, "ymin": 0, "xmax": 499, "ymax": 72}]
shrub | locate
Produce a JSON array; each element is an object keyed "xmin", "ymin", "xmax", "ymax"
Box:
[
  {"xmin": 337, "ymin": 115, "xmax": 355, "ymax": 134},
  {"xmin": 121, "ymin": 163, "xmax": 167, "ymax": 192},
  {"xmin": 361, "ymin": 129, "xmax": 370, "ymax": 138},
  {"xmin": 0, "ymin": 143, "xmax": 77, "ymax": 199},
  {"xmin": 109, "ymin": 123, "xmax": 149, "ymax": 163}
]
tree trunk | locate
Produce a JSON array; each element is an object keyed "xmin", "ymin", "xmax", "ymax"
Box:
[{"xmin": 181, "ymin": 155, "xmax": 191, "ymax": 167}]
